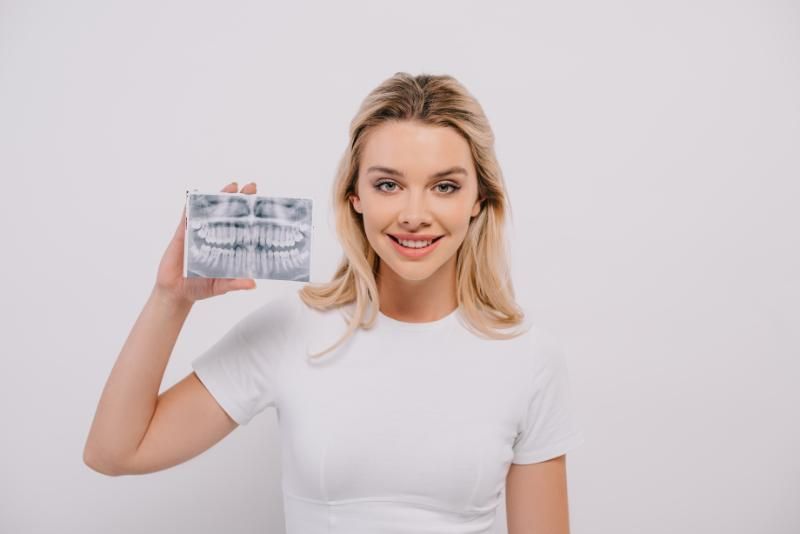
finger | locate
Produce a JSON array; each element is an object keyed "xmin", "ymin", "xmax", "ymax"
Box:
[
  {"xmin": 175, "ymin": 205, "xmax": 186, "ymax": 239},
  {"xmin": 217, "ymin": 278, "xmax": 257, "ymax": 294},
  {"xmin": 235, "ymin": 278, "xmax": 257, "ymax": 290},
  {"xmin": 221, "ymin": 181, "xmax": 238, "ymax": 192},
  {"xmin": 240, "ymin": 182, "xmax": 257, "ymax": 195}
]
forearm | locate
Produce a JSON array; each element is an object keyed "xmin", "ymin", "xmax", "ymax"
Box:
[{"xmin": 83, "ymin": 286, "xmax": 193, "ymax": 471}]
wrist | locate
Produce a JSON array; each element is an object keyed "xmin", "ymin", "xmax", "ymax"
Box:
[{"xmin": 150, "ymin": 285, "xmax": 193, "ymax": 312}]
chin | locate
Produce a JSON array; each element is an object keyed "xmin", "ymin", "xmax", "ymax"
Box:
[
  {"xmin": 395, "ymin": 269, "xmax": 435, "ymax": 282},
  {"xmin": 380, "ymin": 256, "xmax": 449, "ymax": 283}
]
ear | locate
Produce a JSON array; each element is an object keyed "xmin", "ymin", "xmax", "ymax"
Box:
[
  {"xmin": 470, "ymin": 196, "xmax": 484, "ymax": 218},
  {"xmin": 350, "ymin": 194, "xmax": 362, "ymax": 214}
]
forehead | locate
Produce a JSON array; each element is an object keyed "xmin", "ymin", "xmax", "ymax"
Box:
[{"xmin": 360, "ymin": 121, "xmax": 474, "ymax": 174}]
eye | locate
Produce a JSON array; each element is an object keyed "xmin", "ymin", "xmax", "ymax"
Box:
[
  {"xmin": 375, "ymin": 180, "xmax": 398, "ymax": 192},
  {"xmin": 436, "ymin": 182, "xmax": 460, "ymax": 194},
  {"xmin": 373, "ymin": 179, "xmax": 461, "ymax": 195}
]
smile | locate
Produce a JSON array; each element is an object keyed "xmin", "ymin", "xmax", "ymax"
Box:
[{"xmin": 387, "ymin": 234, "xmax": 444, "ymax": 259}]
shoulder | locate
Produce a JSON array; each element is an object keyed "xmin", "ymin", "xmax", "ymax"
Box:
[{"xmin": 508, "ymin": 307, "xmax": 569, "ymax": 379}]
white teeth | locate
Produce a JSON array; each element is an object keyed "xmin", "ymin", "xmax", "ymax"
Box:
[{"xmin": 398, "ymin": 238, "xmax": 433, "ymax": 248}]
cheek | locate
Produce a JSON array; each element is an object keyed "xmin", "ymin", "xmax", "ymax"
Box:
[
  {"xmin": 360, "ymin": 217, "xmax": 389, "ymax": 248},
  {"xmin": 445, "ymin": 207, "xmax": 475, "ymax": 233},
  {"xmin": 362, "ymin": 205, "xmax": 393, "ymax": 229}
]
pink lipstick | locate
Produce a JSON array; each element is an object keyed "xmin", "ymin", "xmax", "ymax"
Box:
[{"xmin": 387, "ymin": 234, "xmax": 444, "ymax": 259}]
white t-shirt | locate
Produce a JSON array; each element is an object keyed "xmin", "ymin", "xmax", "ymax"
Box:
[{"xmin": 191, "ymin": 292, "xmax": 585, "ymax": 534}]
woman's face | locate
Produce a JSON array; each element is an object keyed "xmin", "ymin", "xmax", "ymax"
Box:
[{"xmin": 350, "ymin": 120, "xmax": 483, "ymax": 283}]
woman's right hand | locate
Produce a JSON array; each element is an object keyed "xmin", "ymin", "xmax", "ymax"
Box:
[{"xmin": 154, "ymin": 181, "xmax": 258, "ymax": 305}]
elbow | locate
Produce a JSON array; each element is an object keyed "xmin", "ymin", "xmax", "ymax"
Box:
[{"xmin": 83, "ymin": 445, "xmax": 124, "ymax": 477}]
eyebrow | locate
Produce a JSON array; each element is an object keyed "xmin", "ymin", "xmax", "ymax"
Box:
[{"xmin": 366, "ymin": 165, "xmax": 468, "ymax": 179}]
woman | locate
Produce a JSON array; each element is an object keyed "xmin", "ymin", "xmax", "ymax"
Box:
[{"xmin": 84, "ymin": 72, "xmax": 585, "ymax": 534}]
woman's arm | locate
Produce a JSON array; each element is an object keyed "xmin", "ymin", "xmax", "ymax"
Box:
[
  {"xmin": 83, "ymin": 181, "xmax": 258, "ymax": 474},
  {"xmin": 505, "ymin": 454, "xmax": 571, "ymax": 534},
  {"xmin": 83, "ymin": 287, "xmax": 194, "ymax": 473}
]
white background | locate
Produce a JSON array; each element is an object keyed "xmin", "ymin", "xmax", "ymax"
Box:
[{"xmin": 1, "ymin": 1, "xmax": 798, "ymax": 532}]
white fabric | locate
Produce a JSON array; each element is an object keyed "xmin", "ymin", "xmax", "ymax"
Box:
[{"xmin": 191, "ymin": 292, "xmax": 585, "ymax": 534}]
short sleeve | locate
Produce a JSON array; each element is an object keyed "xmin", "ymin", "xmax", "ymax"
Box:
[
  {"xmin": 511, "ymin": 333, "xmax": 585, "ymax": 464},
  {"xmin": 191, "ymin": 293, "xmax": 298, "ymax": 426}
]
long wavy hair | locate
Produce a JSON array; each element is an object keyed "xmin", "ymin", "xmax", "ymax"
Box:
[{"xmin": 298, "ymin": 72, "xmax": 529, "ymax": 358}]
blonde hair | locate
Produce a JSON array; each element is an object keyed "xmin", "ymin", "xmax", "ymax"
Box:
[{"xmin": 298, "ymin": 72, "xmax": 529, "ymax": 358}]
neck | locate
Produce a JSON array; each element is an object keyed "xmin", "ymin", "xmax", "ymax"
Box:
[{"xmin": 376, "ymin": 255, "xmax": 458, "ymax": 323}]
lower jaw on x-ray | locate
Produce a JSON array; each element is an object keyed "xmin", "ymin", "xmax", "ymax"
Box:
[{"xmin": 183, "ymin": 190, "xmax": 313, "ymax": 282}]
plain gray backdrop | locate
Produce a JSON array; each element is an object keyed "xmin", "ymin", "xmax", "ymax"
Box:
[{"xmin": 1, "ymin": 0, "xmax": 798, "ymax": 532}]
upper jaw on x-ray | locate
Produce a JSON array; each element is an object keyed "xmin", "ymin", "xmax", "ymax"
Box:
[{"xmin": 183, "ymin": 190, "xmax": 313, "ymax": 282}]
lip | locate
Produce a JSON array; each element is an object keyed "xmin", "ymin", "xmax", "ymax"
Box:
[
  {"xmin": 389, "ymin": 233, "xmax": 443, "ymax": 241},
  {"xmin": 387, "ymin": 234, "xmax": 443, "ymax": 259}
]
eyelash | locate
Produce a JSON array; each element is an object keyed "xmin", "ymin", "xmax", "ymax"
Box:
[{"xmin": 374, "ymin": 180, "xmax": 461, "ymax": 194}]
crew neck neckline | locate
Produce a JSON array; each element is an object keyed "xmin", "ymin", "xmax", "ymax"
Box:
[{"xmin": 377, "ymin": 306, "xmax": 460, "ymax": 330}]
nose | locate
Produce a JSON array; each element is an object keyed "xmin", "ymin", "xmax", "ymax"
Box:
[{"xmin": 397, "ymin": 190, "xmax": 432, "ymax": 228}]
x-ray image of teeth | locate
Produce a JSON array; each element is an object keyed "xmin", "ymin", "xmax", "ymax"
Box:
[{"xmin": 183, "ymin": 190, "xmax": 313, "ymax": 282}]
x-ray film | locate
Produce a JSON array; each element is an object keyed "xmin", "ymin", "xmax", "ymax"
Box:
[{"xmin": 183, "ymin": 190, "xmax": 313, "ymax": 282}]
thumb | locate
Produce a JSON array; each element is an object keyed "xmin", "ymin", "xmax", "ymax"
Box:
[
  {"xmin": 219, "ymin": 279, "xmax": 257, "ymax": 294},
  {"xmin": 173, "ymin": 206, "xmax": 187, "ymax": 242}
]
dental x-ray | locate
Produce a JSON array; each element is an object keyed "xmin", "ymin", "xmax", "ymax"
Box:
[{"xmin": 183, "ymin": 190, "xmax": 313, "ymax": 282}]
